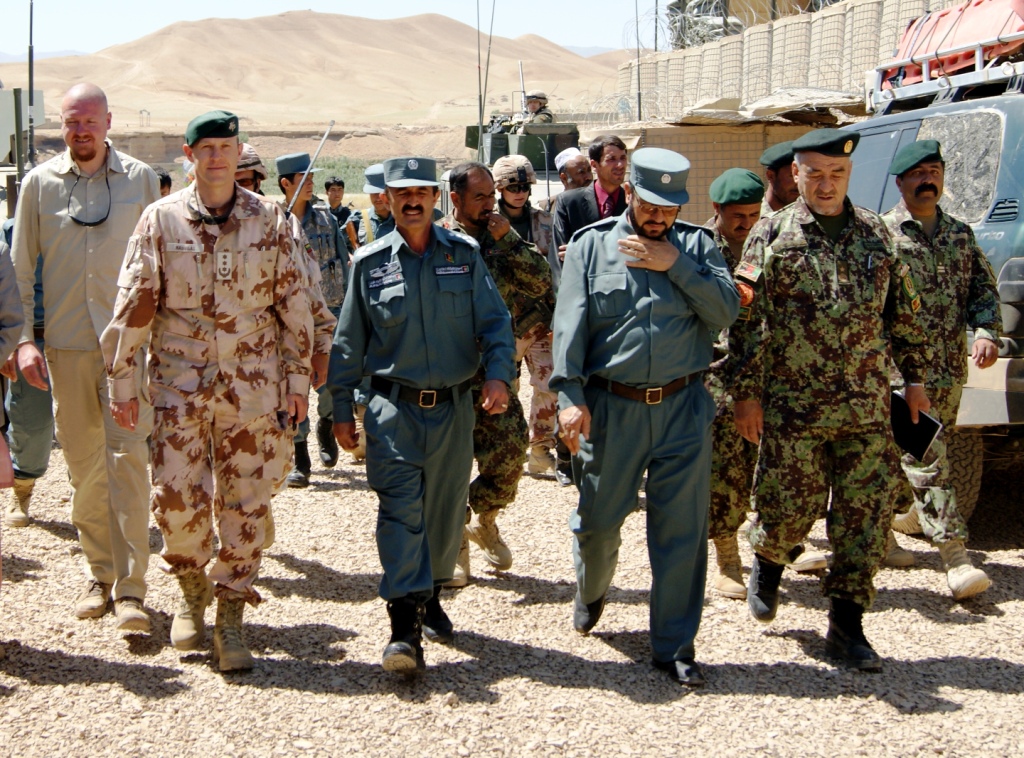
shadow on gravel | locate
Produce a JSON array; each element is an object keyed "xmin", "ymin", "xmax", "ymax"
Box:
[
  {"xmin": 256, "ymin": 553, "xmax": 380, "ymax": 603},
  {"xmin": 0, "ymin": 642, "xmax": 187, "ymax": 698},
  {"xmin": 30, "ymin": 517, "xmax": 78, "ymax": 542},
  {"xmin": 247, "ymin": 621, "xmax": 357, "ymax": 662},
  {"xmin": 0, "ymin": 554, "xmax": 44, "ymax": 582},
  {"xmin": 966, "ymin": 469, "xmax": 1024, "ymax": 551},
  {"xmin": 467, "ymin": 574, "xmax": 652, "ymax": 608}
]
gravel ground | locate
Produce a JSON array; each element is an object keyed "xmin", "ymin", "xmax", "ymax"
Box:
[{"xmin": 1, "ymin": 379, "xmax": 1023, "ymax": 757}]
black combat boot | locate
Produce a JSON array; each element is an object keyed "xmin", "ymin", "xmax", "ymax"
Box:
[
  {"xmin": 286, "ymin": 441, "xmax": 311, "ymax": 488},
  {"xmin": 825, "ymin": 597, "xmax": 882, "ymax": 672},
  {"xmin": 573, "ymin": 591, "xmax": 606, "ymax": 635},
  {"xmin": 316, "ymin": 416, "xmax": 339, "ymax": 468},
  {"xmin": 382, "ymin": 596, "xmax": 426, "ymax": 675},
  {"xmin": 748, "ymin": 553, "xmax": 785, "ymax": 623},
  {"xmin": 423, "ymin": 585, "xmax": 454, "ymax": 645}
]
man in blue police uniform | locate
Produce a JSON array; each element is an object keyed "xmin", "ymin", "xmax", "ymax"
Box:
[
  {"xmin": 327, "ymin": 156, "xmax": 516, "ymax": 676},
  {"xmin": 551, "ymin": 147, "xmax": 740, "ymax": 687}
]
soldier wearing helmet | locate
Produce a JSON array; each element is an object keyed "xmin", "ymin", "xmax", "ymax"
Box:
[
  {"xmin": 524, "ymin": 90, "xmax": 555, "ymax": 124},
  {"xmin": 234, "ymin": 143, "xmax": 269, "ymax": 195}
]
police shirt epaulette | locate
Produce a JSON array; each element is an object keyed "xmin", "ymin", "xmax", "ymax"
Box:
[
  {"xmin": 569, "ymin": 216, "xmax": 617, "ymax": 244},
  {"xmin": 439, "ymin": 226, "xmax": 481, "ymax": 252},
  {"xmin": 673, "ymin": 219, "xmax": 715, "ymax": 238},
  {"xmin": 353, "ymin": 236, "xmax": 391, "ymax": 261}
]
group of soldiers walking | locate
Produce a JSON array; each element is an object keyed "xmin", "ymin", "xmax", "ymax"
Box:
[{"xmin": 0, "ymin": 81, "xmax": 1001, "ymax": 685}]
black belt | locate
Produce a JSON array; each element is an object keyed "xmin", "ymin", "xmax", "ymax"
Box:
[
  {"xmin": 33, "ymin": 326, "xmax": 45, "ymax": 341},
  {"xmin": 370, "ymin": 376, "xmax": 472, "ymax": 408},
  {"xmin": 587, "ymin": 373, "xmax": 700, "ymax": 405}
]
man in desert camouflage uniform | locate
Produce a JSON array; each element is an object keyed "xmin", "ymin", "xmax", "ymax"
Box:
[
  {"xmin": 492, "ymin": 155, "xmax": 559, "ymax": 480},
  {"xmin": 730, "ymin": 129, "xmax": 931, "ymax": 672},
  {"xmin": 440, "ymin": 161, "xmax": 551, "ymax": 586},
  {"xmin": 102, "ymin": 111, "xmax": 313, "ymax": 673},
  {"xmin": 882, "ymin": 139, "xmax": 1001, "ymax": 600},
  {"xmin": 702, "ymin": 168, "xmax": 828, "ymax": 601}
]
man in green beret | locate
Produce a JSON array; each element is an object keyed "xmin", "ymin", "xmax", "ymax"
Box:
[
  {"xmin": 275, "ymin": 152, "xmax": 348, "ymax": 487},
  {"xmin": 552, "ymin": 147, "xmax": 740, "ymax": 687},
  {"xmin": 729, "ymin": 128, "xmax": 932, "ymax": 671},
  {"xmin": 759, "ymin": 141, "xmax": 799, "ymax": 215},
  {"xmin": 327, "ymin": 156, "xmax": 516, "ymax": 676},
  {"xmin": 703, "ymin": 168, "xmax": 827, "ymax": 600},
  {"xmin": 102, "ymin": 109, "xmax": 314, "ymax": 672},
  {"xmin": 882, "ymin": 139, "xmax": 1000, "ymax": 600}
]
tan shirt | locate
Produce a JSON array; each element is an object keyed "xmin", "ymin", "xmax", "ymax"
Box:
[{"xmin": 12, "ymin": 142, "xmax": 160, "ymax": 350}]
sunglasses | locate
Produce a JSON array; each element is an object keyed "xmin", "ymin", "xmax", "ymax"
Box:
[
  {"xmin": 67, "ymin": 172, "xmax": 111, "ymax": 228},
  {"xmin": 504, "ymin": 183, "xmax": 531, "ymax": 194}
]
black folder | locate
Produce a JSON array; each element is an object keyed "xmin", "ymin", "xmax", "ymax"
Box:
[{"xmin": 891, "ymin": 391, "xmax": 943, "ymax": 462}]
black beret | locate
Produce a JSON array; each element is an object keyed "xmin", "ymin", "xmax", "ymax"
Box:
[
  {"xmin": 759, "ymin": 141, "xmax": 795, "ymax": 171},
  {"xmin": 888, "ymin": 139, "xmax": 943, "ymax": 176},
  {"xmin": 792, "ymin": 128, "xmax": 860, "ymax": 157}
]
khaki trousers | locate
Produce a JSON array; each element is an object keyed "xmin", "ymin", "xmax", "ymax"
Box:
[{"xmin": 46, "ymin": 347, "xmax": 153, "ymax": 600}]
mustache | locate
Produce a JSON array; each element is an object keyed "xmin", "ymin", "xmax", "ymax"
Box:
[
  {"xmin": 400, "ymin": 205, "xmax": 424, "ymax": 213},
  {"xmin": 915, "ymin": 183, "xmax": 939, "ymax": 196}
]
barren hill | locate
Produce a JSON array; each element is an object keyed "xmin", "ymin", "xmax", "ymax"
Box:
[{"xmin": 0, "ymin": 11, "xmax": 624, "ymax": 129}]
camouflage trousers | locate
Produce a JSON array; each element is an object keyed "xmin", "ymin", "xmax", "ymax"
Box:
[
  {"xmin": 748, "ymin": 422, "xmax": 901, "ymax": 609},
  {"xmin": 895, "ymin": 385, "xmax": 968, "ymax": 543},
  {"xmin": 708, "ymin": 409, "xmax": 758, "ymax": 540},
  {"xmin": 150, "ymin": 393, "xmax": 288, "ymax": 606},
  {"xmin": 469, "ymin": 384, "xmax": 529, "ymax": 515},
  {"xmin": 515, "ymin": 322, "xmax": 557, "ymax": 450}
]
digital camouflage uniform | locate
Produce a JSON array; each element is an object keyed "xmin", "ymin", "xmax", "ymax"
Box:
[
  {"xmin": 729, "ymin": 197, "xmax": 930, "ymax": 608},
  {"xmin": 882, "ymin": 200, "xmax": 1000, "ymax": 543},
  {"xmin": 703, "ymin": 223, "xmax": 758, "ymax": 541},
  {"xmin": 441, "ymin": 214, "xmax": 551, "ymax": 514},
  {"xmin": 498, "ymin": 200, "xmax": 558, "ymax": 451},
  {"xmin": 101, "ymin": 185, "xmax": 313, "ymax": 605}
]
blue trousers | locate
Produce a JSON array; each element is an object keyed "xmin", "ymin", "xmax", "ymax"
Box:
[
  {"xmin": 364, "ymin": 385, "xmax": 475, "ymax": 601},
  {"xmin": 5, "ymin": 339, "xmax": 54, "ymax": 479},
  {"xmin": 570, "ymin": 379, "xmax": 714, "ymax": 662}
]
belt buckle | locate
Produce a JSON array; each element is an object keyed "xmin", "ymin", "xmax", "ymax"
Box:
[
  {"xmin": 645, "ymin": 387, "xmax": 663, "ymax": 405},
  {"xmin": 419, "ymin": 390, "xmax": 437, "ymax": 408}
]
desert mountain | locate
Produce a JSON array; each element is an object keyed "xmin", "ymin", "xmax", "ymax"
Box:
[{"xmin": 0, "ymin": 11, "xmax": 624, "ymax": 129}]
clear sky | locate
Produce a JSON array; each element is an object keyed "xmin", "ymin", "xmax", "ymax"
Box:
[{"xmin": 3, "ymin": 1, "xmax": 665, "ymax": 55}]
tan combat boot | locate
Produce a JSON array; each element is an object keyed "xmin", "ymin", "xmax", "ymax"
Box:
[
  {"xmin": 213, "ymin": 597, "xmax": 254, "ymax": 672},
  {"xmin": 466, "ymin": 509, "xmax": 513, "ymax": 570},
  {"xmin": 526, "ymin": 445, "xmax": 556, "ymax": 477},
  {"xmin": 5, "ymin": 478, "xmax": 34, "ymax": 528},
  {"xmin": 892, "ymin": 507, "xmax": 923, "ymax": 535},
  {"xmin": 712, "ymin": 535, "xmax": 746, "ymax": 599},
  {"xmin": 444, "ymin": 533, "xmax": 471, "ymax": 588},
  {"xmin": 938, "ymin": 540, "xmax": 992, "ymax": 600},
  {"xmin": 171, "ymin": 571, "xmax": 213, "ymax": 650},
  {"xmin": 884, "ymin": 531, "xmax": 915, "ymax": 568}
]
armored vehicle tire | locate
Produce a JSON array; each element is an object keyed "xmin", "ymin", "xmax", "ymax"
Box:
[{"xmin": 948, "ymin": 430, "xmax": 984, "ymax": 522}]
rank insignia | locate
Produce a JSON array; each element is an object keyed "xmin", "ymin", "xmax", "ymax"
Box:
[
  {"xmin": 216, "ymin": 251, "xmax": 232, "ymax": 280},
  {"xmin": 837, "ymin": 260, "xmax": 851, "ymax": 285}
]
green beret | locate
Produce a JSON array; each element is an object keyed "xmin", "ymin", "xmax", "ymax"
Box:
[
  {"xmin": 185, "ymin": 110, "xmax": 239, "ymax": 146},
  {"xmin": 709, "ymin": 168, "xmax": 764, "ymax": 205},
  {"xmin": 759, "ymin": 141, "xmax": 795, "ymax": 171},
  {"xmin": 792, "ymin": 128, "xmax": 859, "ymax": 157},
  {"xmin": 888, "ymin": 139, "xmax": 943, "ymax": 176}
]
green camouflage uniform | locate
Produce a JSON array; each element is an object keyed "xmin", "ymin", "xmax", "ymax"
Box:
[
  {"xmin": 729, "ymin": 197, "xmax": 930, "ymax": 608},
  {"xmin": 882, "ymin": 200, "xmax": 1000, "ymax": 543},
  {"xmin": 441, "ymin": 214, "xmax": 551, "ymax": 514},
  {"xmin": 703, "ymin": 223, "xmax": 758, "ymax": 540}
]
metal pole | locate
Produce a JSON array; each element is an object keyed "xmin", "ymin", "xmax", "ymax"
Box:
[
  {"xmin": 286, "ymin": 120, "xmax": 335, "ymax": 215},
  {"xmin": 27, "ymin": 0, "xmax": 36, "ymax": 166},
  {"xmin": 14, "ymin": 89, "xmax": 26, "ymax": 185},
  {"xmin": 654, "ymin": 1, "xmax": 658, "ymax": 52},
  {"xmin": 476, "ymin": 0, "xmax": 484, "ymax": 162},
  {"xmin": 636, "ymin": 0, "xmax": 643, "ymax": 120}
]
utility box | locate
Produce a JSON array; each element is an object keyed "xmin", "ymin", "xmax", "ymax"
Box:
[{"xmin": 0, "ymin": 90, "xmax": 46, "ymax": 165}]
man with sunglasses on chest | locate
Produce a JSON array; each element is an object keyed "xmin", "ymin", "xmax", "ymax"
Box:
[{"xmin": 11, "ymin": 83, "xmax": 160, "ymax": 633}]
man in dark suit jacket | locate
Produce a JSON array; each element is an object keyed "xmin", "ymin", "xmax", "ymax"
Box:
[{"xmin": 551, "ymin": 135, "xmax": 629, "ymax": 291}]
